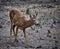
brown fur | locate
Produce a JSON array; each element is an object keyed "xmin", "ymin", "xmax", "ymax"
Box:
[{"xmin": 9, "ymin": 9, "xmax": 36, "ymax": 47}]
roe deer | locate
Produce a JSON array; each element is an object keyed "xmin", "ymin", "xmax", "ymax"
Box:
[{"xmin": 9, "ymin": 9, "xmax": 40, "ymax": 47}]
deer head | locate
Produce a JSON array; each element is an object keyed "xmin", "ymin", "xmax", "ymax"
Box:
[{"xmin": 29, "ymin": 13, "xmax": 40, "ymax": 25}]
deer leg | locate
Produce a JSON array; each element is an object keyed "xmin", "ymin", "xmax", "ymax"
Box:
[
  {"xmin": 14, "ymin": 26, "xmax": 18, "ymax": 42},
  {"xmin": 10, "ymin": 24, "xmax": 13, "ymax": 42},
  {"xmin": 23, "ymin": 29, "xmax": 29, "ymax": 48},
  {"xmin": 12, "ymin": 25, "xmax": 16, "ymax": 36},
  {"xmin": 10, "ymin": 24, "xmax": 15, "ymax": 39}
]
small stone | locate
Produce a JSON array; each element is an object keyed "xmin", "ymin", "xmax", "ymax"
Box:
[
  {"xmin": 29, "ymin": 45, "xmax": 34, "ymax": 48},
  {"xmin": 7, "ymin": 45, "xmax": 10, "ymax": 48},
  {"xmin": 52, "ymin": 47, "xmax": 58, "ymax": 49},
  {"xmin": 22, "ymin": 41, "xmax": 24, "ymax": 44},
  {"xmin": 53, "ymin": 37, "xmax": 56, "ymax": 39},
  {"xmin": 53, "ymin": 21, "xmax": 56, "ymax": 24},
  {"xmin": 47, "ymin": 35, "xmax": 51, "ymax": 38},
  {"xmin": 55, "ymin": 40, "xmax": 59, "ymax": 44},
  {"xmin": 21, "ymin": 34, "xmax": 23, "ymax": 37},
  {"xmin": 50, "ymin": 25, "xmax": 53, "ymax": 28},
  {"xmin": 47, "ymin": 30, "xmax": 51, "ymax": 34},
  {"xmin": 0, "ymin": 9, "xmax": 3, "ymax": 11},
  {"xmin": 0, "ymin": 25, "xmax": 3, "ymax": 28},
  {"xmin": 40, "ymin": 37, "xmax": 44, "ymax": 40},
  {"xmin": 57, "ymin": 21, "xmax": 60, "ymax": 24},
  {"xmin": 36, "ymin": 30, "xmax": 39, "ymax": 33},
  {"xmin": 36, "ymin": 45, "xmax": 42, "ymax": 48}
]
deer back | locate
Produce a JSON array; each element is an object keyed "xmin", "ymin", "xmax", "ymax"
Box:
[{"xmin": 9, "ymin": 9, "xmax": 22, "ymax": 22}]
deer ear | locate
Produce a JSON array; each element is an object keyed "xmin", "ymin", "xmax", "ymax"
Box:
[
  {"xmin": 35, "ymin": 11, "xmax": 38, "ymax": 16},
  {"xmin": 29, "ymin": 14, "xmax": 32, "ymax": 18},
  {"xmin": 32, "ymin": 14, "xmax": 36, "ymax": 19},
  {"xmin": 36, "ymin": 13, "xmax": 38, "ymax": 16}
]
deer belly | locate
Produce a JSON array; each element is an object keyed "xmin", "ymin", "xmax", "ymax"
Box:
[{"xmin": 18, "ymin": 27, "xmax": 24, "ymax": 30}]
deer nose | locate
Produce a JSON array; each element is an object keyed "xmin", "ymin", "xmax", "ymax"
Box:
[
  {"xmin": 35, "ymin": 20, "xmax": 40, "ymax": 25},
  {"xmin": 36, "ymin": 22, "xmax": 39, "ymax": 25}
]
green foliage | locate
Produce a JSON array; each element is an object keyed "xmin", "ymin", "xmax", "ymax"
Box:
[
  {"xmin": 56, "ymin": 8, "xmax": 60, "ymax": 11},
  {"xmin": 26, "ymin": 8, "xmax": 30, "ymax": 15},
  {"xmin": 41, "ymin": 4, "xmax": 55, "ymax": 8},
  {"xmin": 40, "ymin": 16, "xmax": 45, "ymax": 20}
]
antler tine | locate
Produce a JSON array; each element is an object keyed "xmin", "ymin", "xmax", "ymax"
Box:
[{"xmin": 29, "ymin": 14, "xmax": 33, "ymax": 18}]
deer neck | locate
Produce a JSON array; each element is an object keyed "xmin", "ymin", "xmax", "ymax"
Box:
[
  {"xmin": 26, "ymin": 19, "xmax": 34, "ymax": 26},
  {"xmin": 22, "ymin": 16, "xmax": 34, "ymax": 28}
]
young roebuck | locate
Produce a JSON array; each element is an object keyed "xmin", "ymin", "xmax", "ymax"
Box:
[{"xmin": 9, "ymin": 9, "xmax": 39, "ymax": 47}]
